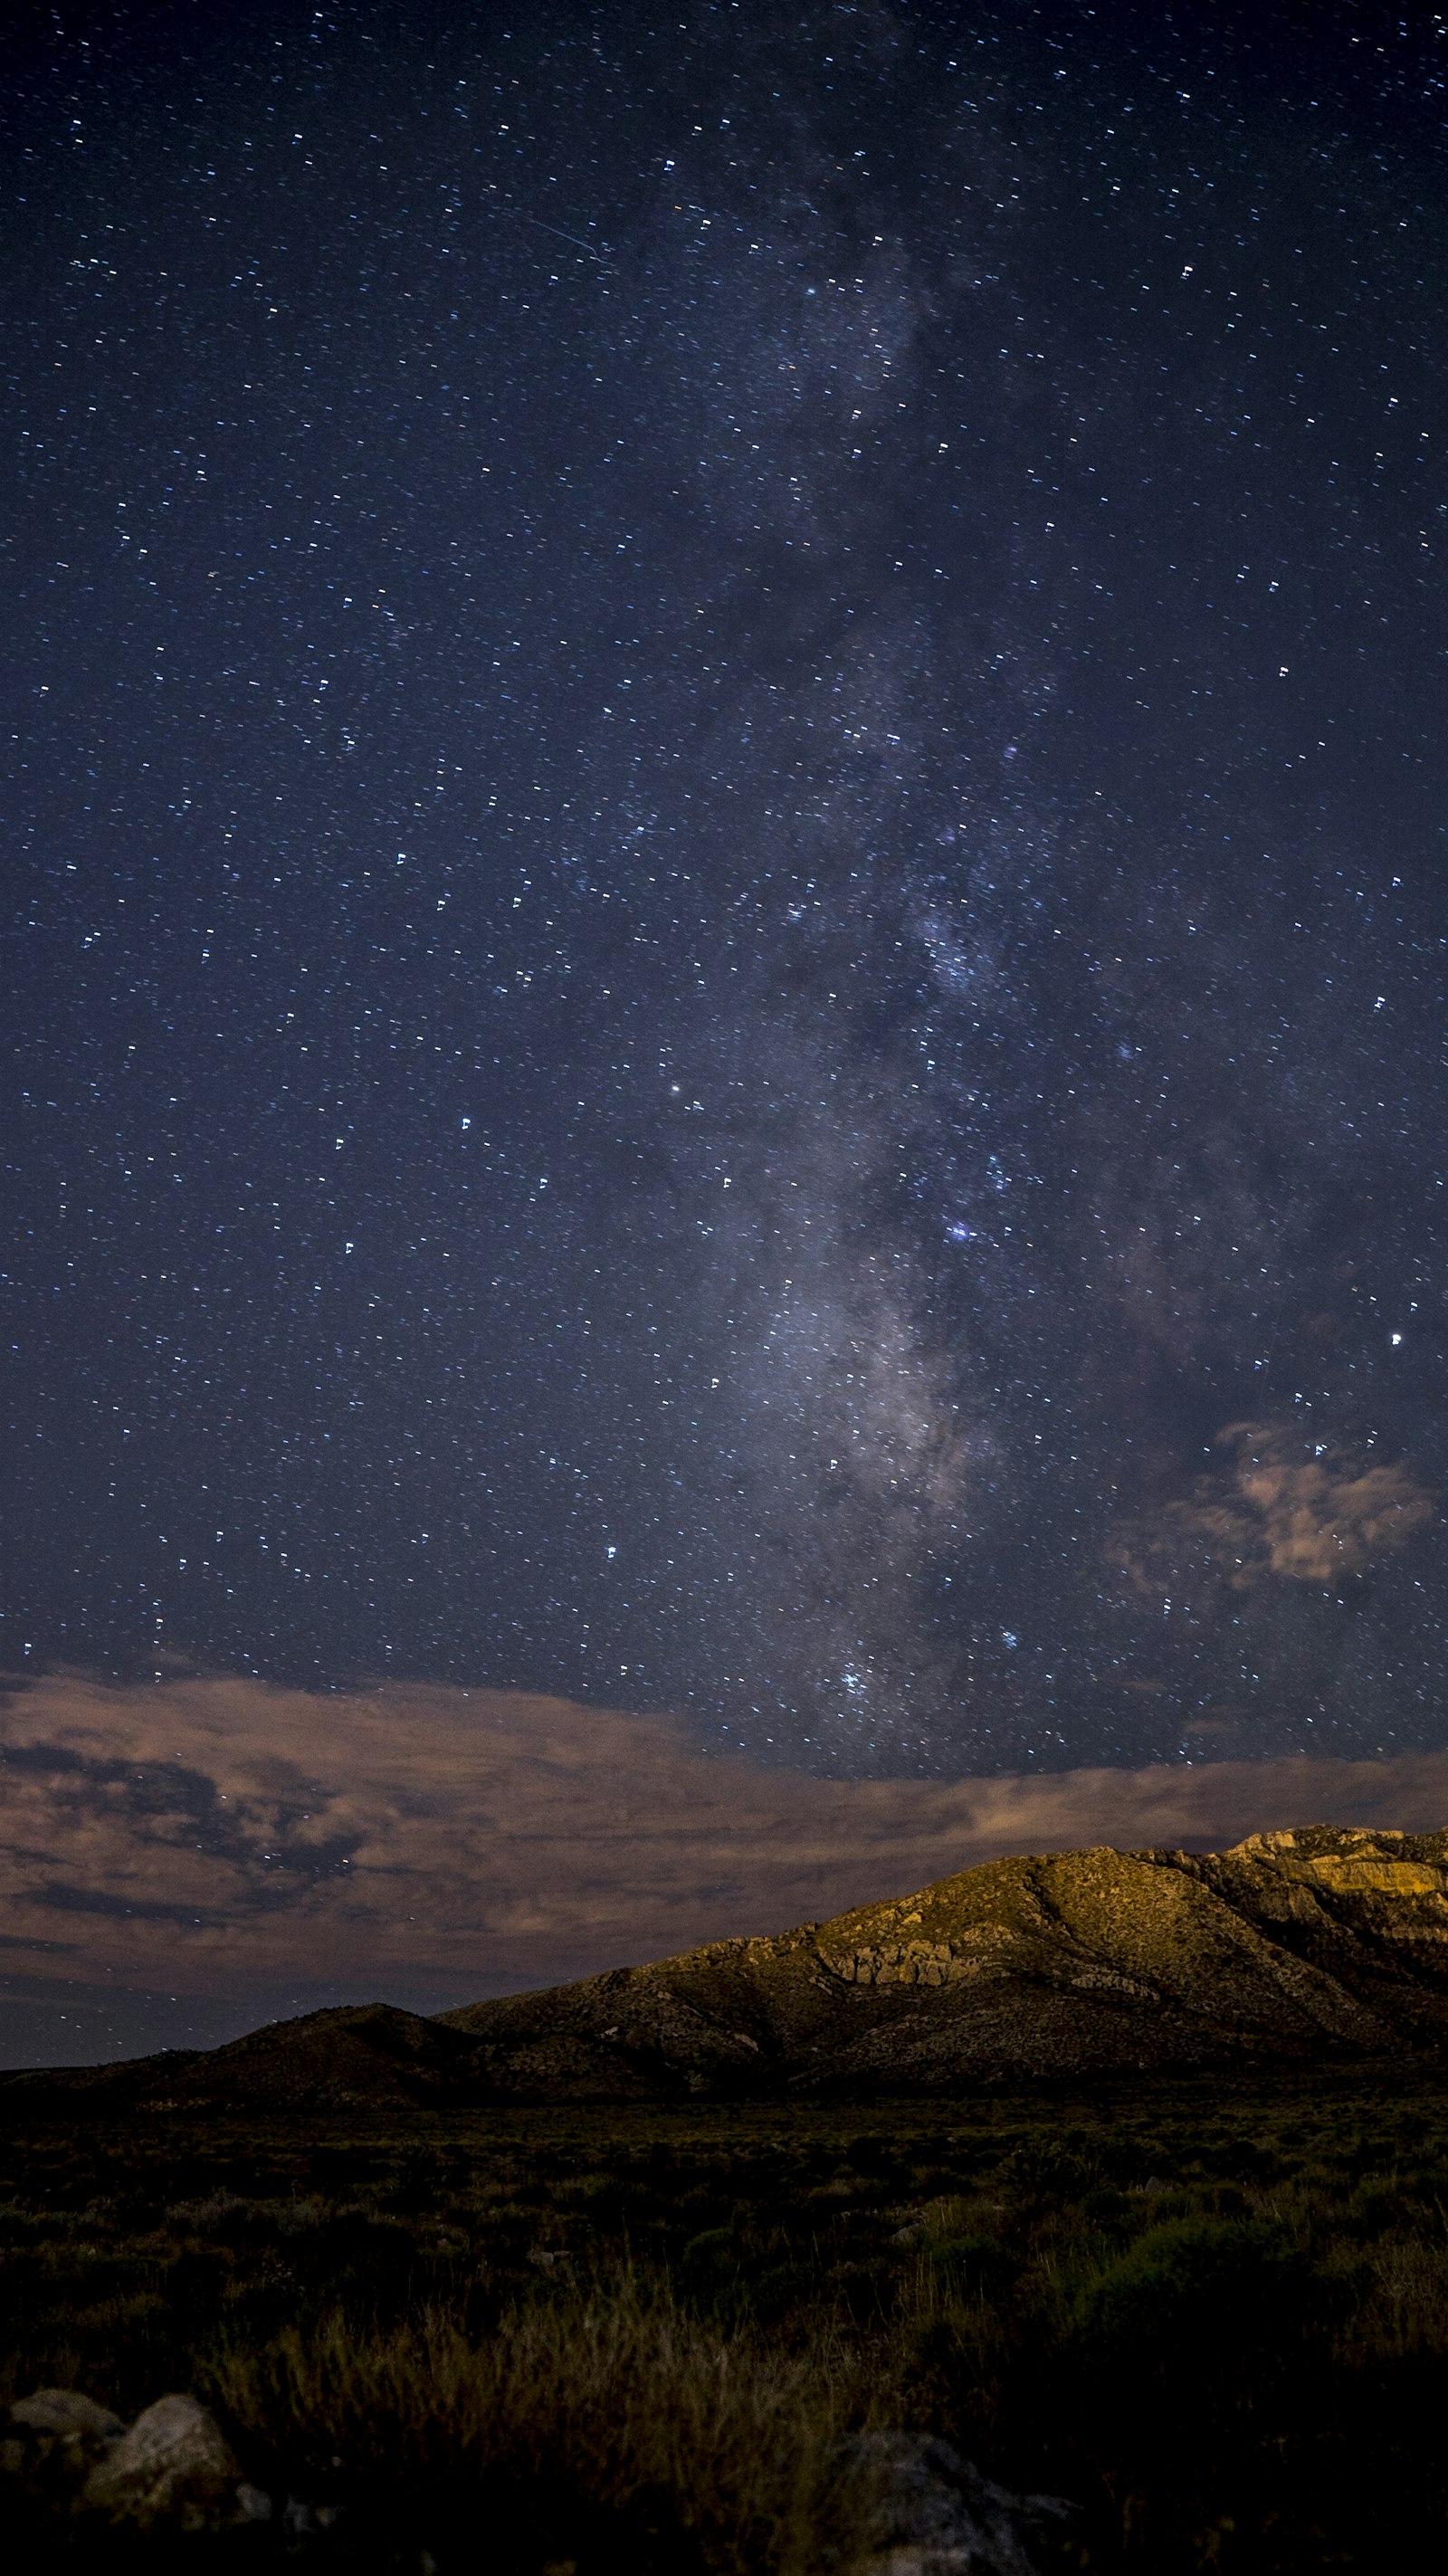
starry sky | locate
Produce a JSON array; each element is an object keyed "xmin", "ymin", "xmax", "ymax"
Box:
[{"xmin": 7, "ymin": 0, "xmax": 1448, "ymax": 1793}]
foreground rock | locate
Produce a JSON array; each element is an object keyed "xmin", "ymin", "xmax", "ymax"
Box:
[
  {"xmin": 81, "ymin": 2392, "xmax": 244, "ymax": 2528},
  {"xmin": 3, "ymin": 2388, "xmax": 1078, "ymax": 2570},
  {"xmin": 4, "ymin": 2386, "xmax": 272, "ymax": 2538},
  {"xmin": 12, "ymin": 1825, "xmax": 1448, "ymax": 2104},
  {"xmin": 4, "ymin": 2387, "xmax": 1076, "ymax": 2570},
  {"xmin": 2, "ymin": 2388, "xmax": 125, "ymax": 2499},
  {"xmin": 842, "ymin": 2433, "xmax": 1079, "ymax": 2575}
]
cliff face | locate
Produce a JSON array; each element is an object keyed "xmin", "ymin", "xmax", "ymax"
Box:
[
  {"xmin": 12, "ymin": 1826, "xmax": 1448, "ymax": 2108},
  {"xmin": 437, "ymin": 1826, "xmax": 1448, "ymax": 2094}
]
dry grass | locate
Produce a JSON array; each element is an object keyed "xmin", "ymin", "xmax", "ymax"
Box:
[
  {"xmin": 1343, "ymin": 2229, "xmax": 1448, "ymax": 2361},
  {"xmin": 200, "ymin": 2275, "xmax": 869, "ymax": 2576}
]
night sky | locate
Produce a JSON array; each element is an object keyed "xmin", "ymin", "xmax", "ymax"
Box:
[{"xmin": 7, "ymin": 0, "xmax": 1448, "ymax": 1789}]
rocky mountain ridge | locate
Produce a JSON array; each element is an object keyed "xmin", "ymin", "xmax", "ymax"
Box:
[
  {"xmin": 437, "ymin": 1823, "xmax": 1448, "ymax": 2095},
  {"xmin": 9, "ymin": 1826, "xmax": 1448, "ymax": 2107}
]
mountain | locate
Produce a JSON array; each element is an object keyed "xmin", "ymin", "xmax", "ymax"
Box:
[
  {"xmin": 0, "ymin": 2003, "xmax": 494, "ymax": 2113},
  {"xmin": 435, "ymin": 1826, "xmax": 1448, "ymax": 2095},
  {"xmin": 10, "ymin": 1827, "xmax": 1448, "ymax": 2109}
]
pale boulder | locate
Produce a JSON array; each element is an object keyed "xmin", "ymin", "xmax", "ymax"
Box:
[{"xmin": 81, "ymin": 2391, "xmax": 240, "ymax": 2527}]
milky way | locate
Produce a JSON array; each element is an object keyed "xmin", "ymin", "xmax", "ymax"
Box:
[{"xmin": 5, "ymin": 1, "xmax": 1447, "ymax": 1775}]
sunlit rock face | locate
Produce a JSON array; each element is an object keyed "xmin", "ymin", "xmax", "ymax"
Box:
[
  {"xmin": 435, "ymin": 1826, "xmax": 1448, "ymax": 2094},
  {"xmin": 823, "ymin": 1939, "xmax": 989, "ymax": 1988}
]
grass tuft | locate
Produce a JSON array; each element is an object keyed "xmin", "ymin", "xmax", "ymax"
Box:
[{"xmin": 200, "ymin": 2276, "xmax": 862, "ymax": 2574}]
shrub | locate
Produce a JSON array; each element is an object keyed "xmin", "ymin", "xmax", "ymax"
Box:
[
  {"xmin": 1006, "ymin": 2139, "xmax": 1100, "ymax": 2199},
  {"xmin": 921, "ymin": 2235, "xmax": 1022, "ymax": 2300},
  {"xmin": 678, "ymin": 2225, "xmax": 739, "ymax": 2301},
  {"xmin": 1074, "ymin": 2215, "xmax": 1319, "ymax": 2408}
]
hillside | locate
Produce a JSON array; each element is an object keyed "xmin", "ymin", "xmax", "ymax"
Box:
[
  {"xmin": 437, "ymin": 1824, "xmax": 1448, "ymax": 2094},
  {"xmin": 0, "ymin": 2003, "xmax": 494, "ymax": 2113},
  {"xmin": 10, "ymin": 1826, "xmax": 1448, "ymax": 2108}
]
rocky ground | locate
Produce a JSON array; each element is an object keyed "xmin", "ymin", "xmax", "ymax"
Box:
[
  {"xmin": 3, "ymin": 2383, "xmax": 298, "ymax": 2554},
  {"xmin": 1, "ymin": 2385, "xmax": 1079, "ymax": 2572}
]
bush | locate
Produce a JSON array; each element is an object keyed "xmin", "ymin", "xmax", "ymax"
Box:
[
  {"xmin": 678, "ymin": 2225, "xmax": 739, "ymax": 2303},
  {"xmin": 921, "ymin": 2235, "xmax": 1021, "ymax": 2300},
  {"xmin": 1074, "ymin": 2215, "xmax": 1318, "ymax": 2405},
  {"xmin": 1007, "ymin": 2139, "xmax": 1100, "ymax": 2199}
]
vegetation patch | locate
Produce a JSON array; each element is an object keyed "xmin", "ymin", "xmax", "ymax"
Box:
[{"xmin": 3, "ymin": 2069, "xmax": 1448, "ymax": 2567}]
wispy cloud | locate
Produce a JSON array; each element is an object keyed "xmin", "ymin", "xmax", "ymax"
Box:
[
  {"xmin": 5, "ymin": 1674, "xmax": 1448, "ymax": 2033},
  {"xmin": 1118, "ymin": 1419, "xmax": 1434, "ymax": 1596}
]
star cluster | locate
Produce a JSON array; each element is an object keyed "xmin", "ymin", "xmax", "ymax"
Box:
[{"xmin": 5, "ymin": 0, "xmax": 1447, "ymax": 1776}]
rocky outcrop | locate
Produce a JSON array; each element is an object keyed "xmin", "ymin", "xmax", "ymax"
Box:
[
  {"xmin": 2, "ymin": 2386, "xmax": 273, "ymax": 2537},
  {"xmin": 839, "ymin": 2433, "xmax": 1079, "ymax": 2575},
  {"xmin": 81, "ymin": 2392, "xmax": 245, "ymax": 2529},
  {"xmin": 2, "ymin": 2388, "xmax": 1075, "ymax": 2571},
  {"xmin": 2, "ymin": 2387, "xmax": 125, "ymax": 2504}
]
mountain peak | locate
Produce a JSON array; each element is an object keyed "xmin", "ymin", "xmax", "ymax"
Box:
[{"xmin": 437, "ymin": 1824, "xmax": 1448, "ymax": 2098}]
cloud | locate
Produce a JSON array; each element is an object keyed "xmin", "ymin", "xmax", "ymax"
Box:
[
  {"xmin": 5, "ymin": 1672, "xmax": 1448, "ymax": 2055},
  {"xmin": 1119, "ymin": 1420, "xmax": 1434, "ymax": 1596}
]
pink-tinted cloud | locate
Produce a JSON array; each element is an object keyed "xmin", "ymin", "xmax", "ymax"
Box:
[
  {"xmin": 5, "ymin": 1673, "xmax": 1448, "ymax": 2016},
  {"xmin": 1118, "ymin": 1419, "xmax": 1434, "ymax": 1595}
]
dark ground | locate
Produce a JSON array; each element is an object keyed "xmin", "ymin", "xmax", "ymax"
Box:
[{"xmin": 4, "ymin": 2070, "xmax": 1447, "ymax": 2571}]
